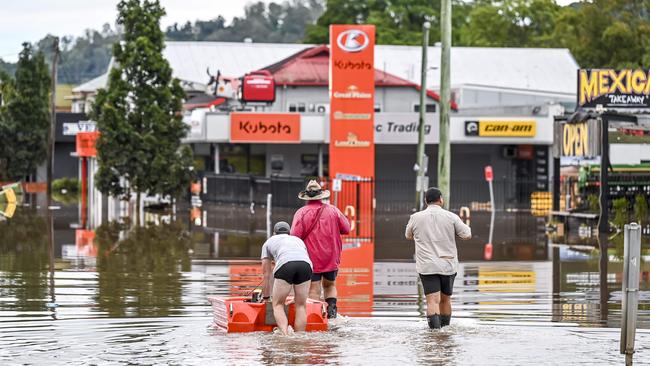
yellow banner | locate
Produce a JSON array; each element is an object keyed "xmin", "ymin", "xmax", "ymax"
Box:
[{"xmin": 479, "ymin": 120, "xmax": 536, "ymax": 137}]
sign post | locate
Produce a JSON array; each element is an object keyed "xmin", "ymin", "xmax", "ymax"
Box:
[
  {"xmin": 621, "ymin": 223, "xmax": 641, "ymax": 364},
  {"xmin": 484, "ymin": 165, "xmax": 495, "ymax": 260}
]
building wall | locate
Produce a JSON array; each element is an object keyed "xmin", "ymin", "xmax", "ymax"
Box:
[
  {"xmin": 269, "ymin": 85, "xmax": 433, "ymax": 113},
  {"xmin": 458, "ymin": 87, "xmax": 574, "ymax": 110}
]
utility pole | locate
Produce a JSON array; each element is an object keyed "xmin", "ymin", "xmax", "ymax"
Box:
[
  {"xmin": 47, "ymin": 37, "xmax": 59, "ymax": 208},
  {"xmin": 415, "ymin": 21, "xmax": 430, "ymax": 211},
  {"xmin": 438, "ymin": 0, "xmax": 452, "ymax": 208}
]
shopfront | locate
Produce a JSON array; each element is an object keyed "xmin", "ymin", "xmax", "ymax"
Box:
[{"xmin": 186, "ymin": 103, "xmax": 562, "ymax": 211}]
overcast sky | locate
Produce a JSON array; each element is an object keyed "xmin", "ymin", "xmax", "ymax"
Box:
[
  {"xmin": 0, "ymin": 0, "xmax": 577, "ymax": 62},
  {"xmin": 0, "ymin": 0, "xmax": 275, "ymax": 61}
]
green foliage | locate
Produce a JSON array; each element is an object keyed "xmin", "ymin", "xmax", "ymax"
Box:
[
  {"xmin": 634, "ymin": 194, "xmax": 648, "ymax": 225},
  {"xmin": 460, "ymin": 0, "xmax": 561, "ymax": 47},
  {"xmin": 612, "ymin": 197, "xmax": 629, "ymax": 230},
  {"xmin": 586, "ymin": 194, "xmax": 599, "ymax": 213},
  {"xmin": 0, "ymin": 44, "xmax": 51, "ymax": 181},
  {"xmin": 51, "ymin": 178, "xmax": 80, "ymax": 205},
  {"xmin": 167, "ymin": 0, "xmax": 324, "ymax": 43},
  {"xmin": 92, "ymin": 0, "xmax": 194, "ymax": 201},
  {"xmin": 305, "ymin": 0, "xmax": 471, "ymax": 45},
  {"xmin": 38, "ymin": 27, "xmax": 120, "ymax": 85}
]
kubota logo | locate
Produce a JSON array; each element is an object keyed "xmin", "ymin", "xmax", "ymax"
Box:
[{"xmin": 336, "ymin": 29, "xmax": 370, "ymax": 53}]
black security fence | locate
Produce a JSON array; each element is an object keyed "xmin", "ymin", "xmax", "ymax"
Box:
[{"xmin": 200, "ymin": 173, "xmax": 543, "ymax": 212}]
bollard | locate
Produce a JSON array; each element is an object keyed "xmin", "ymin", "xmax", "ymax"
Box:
[
  {"xmin": 266, "ymin": 194, "xmax": 272, "ymax": 239},
  {"xmin": 620, "ymin": 223, "xmax": 641, "ymax": 363}
]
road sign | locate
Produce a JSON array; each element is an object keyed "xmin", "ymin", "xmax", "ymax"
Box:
[
  {"xmin": 484, "ymin": 165, "xmax": 493, "ymax": 182},
  {"xmin": 332, "ymin": 179, "xmax": 342, "ymax": 192}
]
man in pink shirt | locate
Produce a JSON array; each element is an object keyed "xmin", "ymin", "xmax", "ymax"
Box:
[{"xmin": 291, "ymin": 180, "xmax": 350, "ymax": 318}]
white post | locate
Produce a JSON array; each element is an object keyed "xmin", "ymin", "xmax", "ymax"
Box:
[
  {"xmin": 213, "ymin": 143, "xmax": 220, "ymax": 174},
  {"xmin": 266, "ymin": 193, "xmax": 272, "ymax": 238},
  {"xmin": 621, "ymin": 222, "xmax": 641, "ymax": 364}
]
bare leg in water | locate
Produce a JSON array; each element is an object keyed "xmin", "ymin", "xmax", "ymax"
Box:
[
  {"xmin": 293, "ymin": 281, "xmax": 310, "ymax": 331},
  {"xmin": 271, "ymin": 279, "xmax": 292, "ymax": 335}
]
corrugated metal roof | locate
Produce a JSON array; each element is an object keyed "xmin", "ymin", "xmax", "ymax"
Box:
[
  {"xmin": 264, "ymin": 45, "xmax": 424, "ymax": 87},
  {"xmin": 375, "ymin": 45, "xmax": 579, "ymax": 97},
  {"xmin": 72, "ymin": 72, "xmax": 108, "ymax": 93},
  {"xmin": 79, "ymin": 41, "xmax": 579, "ymax": 99},
  {"xmin": 164, "ymin": 41, "xmax": 308, "ymax": 87}
]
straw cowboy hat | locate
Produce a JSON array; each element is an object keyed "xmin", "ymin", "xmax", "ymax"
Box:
[{"xmin": 298, "ymin": 180, "xmax": 331, "ymax": 201}]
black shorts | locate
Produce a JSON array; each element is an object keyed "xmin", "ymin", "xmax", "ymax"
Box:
[
  {"xmin": 419, "ymin": 273, "xmax": 456, "ymax": 296},
  {"xmin": 274, "ymin": 261, "xmax": 312, "ymax": 285},
  {"xmin": 311, "ymin": 270, "xmax": 338, "ymax": 282}
]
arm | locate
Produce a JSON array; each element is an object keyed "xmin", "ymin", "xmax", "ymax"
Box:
[
  {"xmin": 336, "ymin": 206, "xmax": 351, "ymax": 235},
  {"xmin": 454, "ymin": 215, "xmax": 472, "ymax": 240},
  {"xmin": 261, "ymin": 258, "xmax": 274, "ymax": 299},
  {"xmin": 290, "ymin": 209, "xmax": 304, "ymax": 239},
  {"xmin": 405, "ymin": 216, "xmax": 414, "ymax": 240}
]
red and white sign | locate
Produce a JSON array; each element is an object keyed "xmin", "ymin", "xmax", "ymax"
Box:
[
  {"xmin": 230, "ymin": 113, "xmax": 300, "ymax": 143},
  {"xmin": 484, "ymin": 165, "xmax": 494, "ymax": 182},
  {"xmin": 76, "ymin": 131, "xmax": 100, "ymax": 157},
  {"xmin": 329, "ymin": 24, "xmax": 375, "ymax": 179}
]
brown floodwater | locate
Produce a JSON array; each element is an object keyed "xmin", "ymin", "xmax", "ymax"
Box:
[{"xmin": 1, "ymin": 203, "xmax": 649, "ymax": 365}]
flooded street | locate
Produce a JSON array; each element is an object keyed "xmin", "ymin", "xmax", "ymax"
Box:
[{"xmin": 1, "ymin": 203, "xmax": 650, "ymax": 365}]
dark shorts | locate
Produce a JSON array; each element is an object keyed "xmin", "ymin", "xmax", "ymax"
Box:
[
  {"xmin": 274, "ymin": 261, "xmax": 313, "ymax": 285},
  {"xmin": 419, "ymin": 273, "xmax": 457, "ymax": 296},
  {"xmin": 311, "ymin": 270, "xmax": 338, "ymax": 282}
]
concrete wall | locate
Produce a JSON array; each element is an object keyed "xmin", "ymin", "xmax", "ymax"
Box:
[{"xmin": 264, "ymin": 143, "xmax": 321, "ymax": 177}]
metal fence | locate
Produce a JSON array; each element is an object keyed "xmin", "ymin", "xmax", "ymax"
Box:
[{"xmin": 201, "ymin": 173, "xmax": 541, "ymax": 213}]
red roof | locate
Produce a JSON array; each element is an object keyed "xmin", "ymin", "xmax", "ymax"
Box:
[{"xmin": 262, "ymin": 45, "xmax": 458, "ymax": 110}]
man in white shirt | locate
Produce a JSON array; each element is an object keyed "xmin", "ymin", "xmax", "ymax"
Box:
[
  {"xmin": 261, "ymin": 221, "xmax": 313, "ymax": 335},
  {"xmin": 405, "ymin": 187, "xmax": 471, "ymax": 329}
]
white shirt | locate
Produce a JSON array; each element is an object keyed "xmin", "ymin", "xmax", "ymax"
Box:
[{"xmin": 260, "ymin": 234, "xmax": 312, "ymax": 274}]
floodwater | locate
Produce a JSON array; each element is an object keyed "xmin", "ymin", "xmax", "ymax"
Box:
[{"xmin": 1, "ymin": 203, "xmax": 650, "ymax": 365}]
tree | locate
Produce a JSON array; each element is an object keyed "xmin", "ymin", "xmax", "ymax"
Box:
[
  {"xmin": 458, "ymin": 0, "xmax": 561, "ymax": 47},
  {"xmin": 552, "ymin": 0, "xmax": 650, "ymax": 69},
  {"xmin": 304, "ymin": 0, "xmax": 471, "ymax": 45},
  {"xmin": 0, "ymin": 43, "xmax": 51, "ymax": 181},
  {"xmin": 166, "ymin": 1, "xmax": 324, "ymax": 43},
  {"xmin": 91, "ymin": 0, "xmax": 193, "ymax": 212}
]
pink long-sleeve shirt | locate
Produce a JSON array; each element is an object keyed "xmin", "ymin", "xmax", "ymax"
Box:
[{"xmin": 290, "ymin": 201, "xmax": 351, "ymax": 273}]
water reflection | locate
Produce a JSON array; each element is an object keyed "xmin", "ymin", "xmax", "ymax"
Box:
[
  {"xmin": 0, "ymin": 209, "xmax": 49, "ymax": 314},
  {"xmin": 93, "ymin": 220, "xmax": 192, "ymax": 317}
]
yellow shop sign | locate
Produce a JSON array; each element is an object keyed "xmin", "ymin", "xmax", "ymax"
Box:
[{"xmin": 465, "ymin": 120, "xmax": 536, "ymax": 137}]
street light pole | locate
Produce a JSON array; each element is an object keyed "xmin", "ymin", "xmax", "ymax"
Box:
[
  {"xmin": 415, "ymin": 21, "xmax": 431, "ymax": 211},
  {"xmin": 438, "ymin": 0, "xmax": 452, "ymax": 208},
  {"xmin": 47, "ymin": 37, "xmax": 59, "ymax": 208}
]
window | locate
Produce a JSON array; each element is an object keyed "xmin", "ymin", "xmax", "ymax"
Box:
[
  {"xmin": 289, "ymin": 102, "xmax": 306, "ymax": 112},
  {"xmin": 413, "ymin": 104, "xmax": 436, "ymax": 113}
]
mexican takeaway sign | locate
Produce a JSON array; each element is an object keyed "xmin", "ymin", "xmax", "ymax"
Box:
[{"xmin": 578, "ymin": 69, "xmax": 650, "ymax": 109}]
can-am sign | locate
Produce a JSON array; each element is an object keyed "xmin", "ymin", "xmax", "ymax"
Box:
[{"xmin": 578, "ymin": 69, "xmax": 650, "ymax": 108}]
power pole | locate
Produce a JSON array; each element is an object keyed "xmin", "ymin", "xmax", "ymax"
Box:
[
  {"xmin": 438, "ymin": 0, "xmax": 452, "ymax": 209},
  {"xmin": 415, "ymin": 21, "xmax": 430, "ymax": 211},
  {"xmin": 47, "ymin": 37, "xmax": 59, "ymax": 208}
]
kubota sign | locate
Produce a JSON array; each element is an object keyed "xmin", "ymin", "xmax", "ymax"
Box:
[
  {"xmin": 230, "ymin": 113, "xmax": 300, "ymax": 143},
  {"xmin": 329, "ymin": 24, "xmax": 375, "ymax": 179}
]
